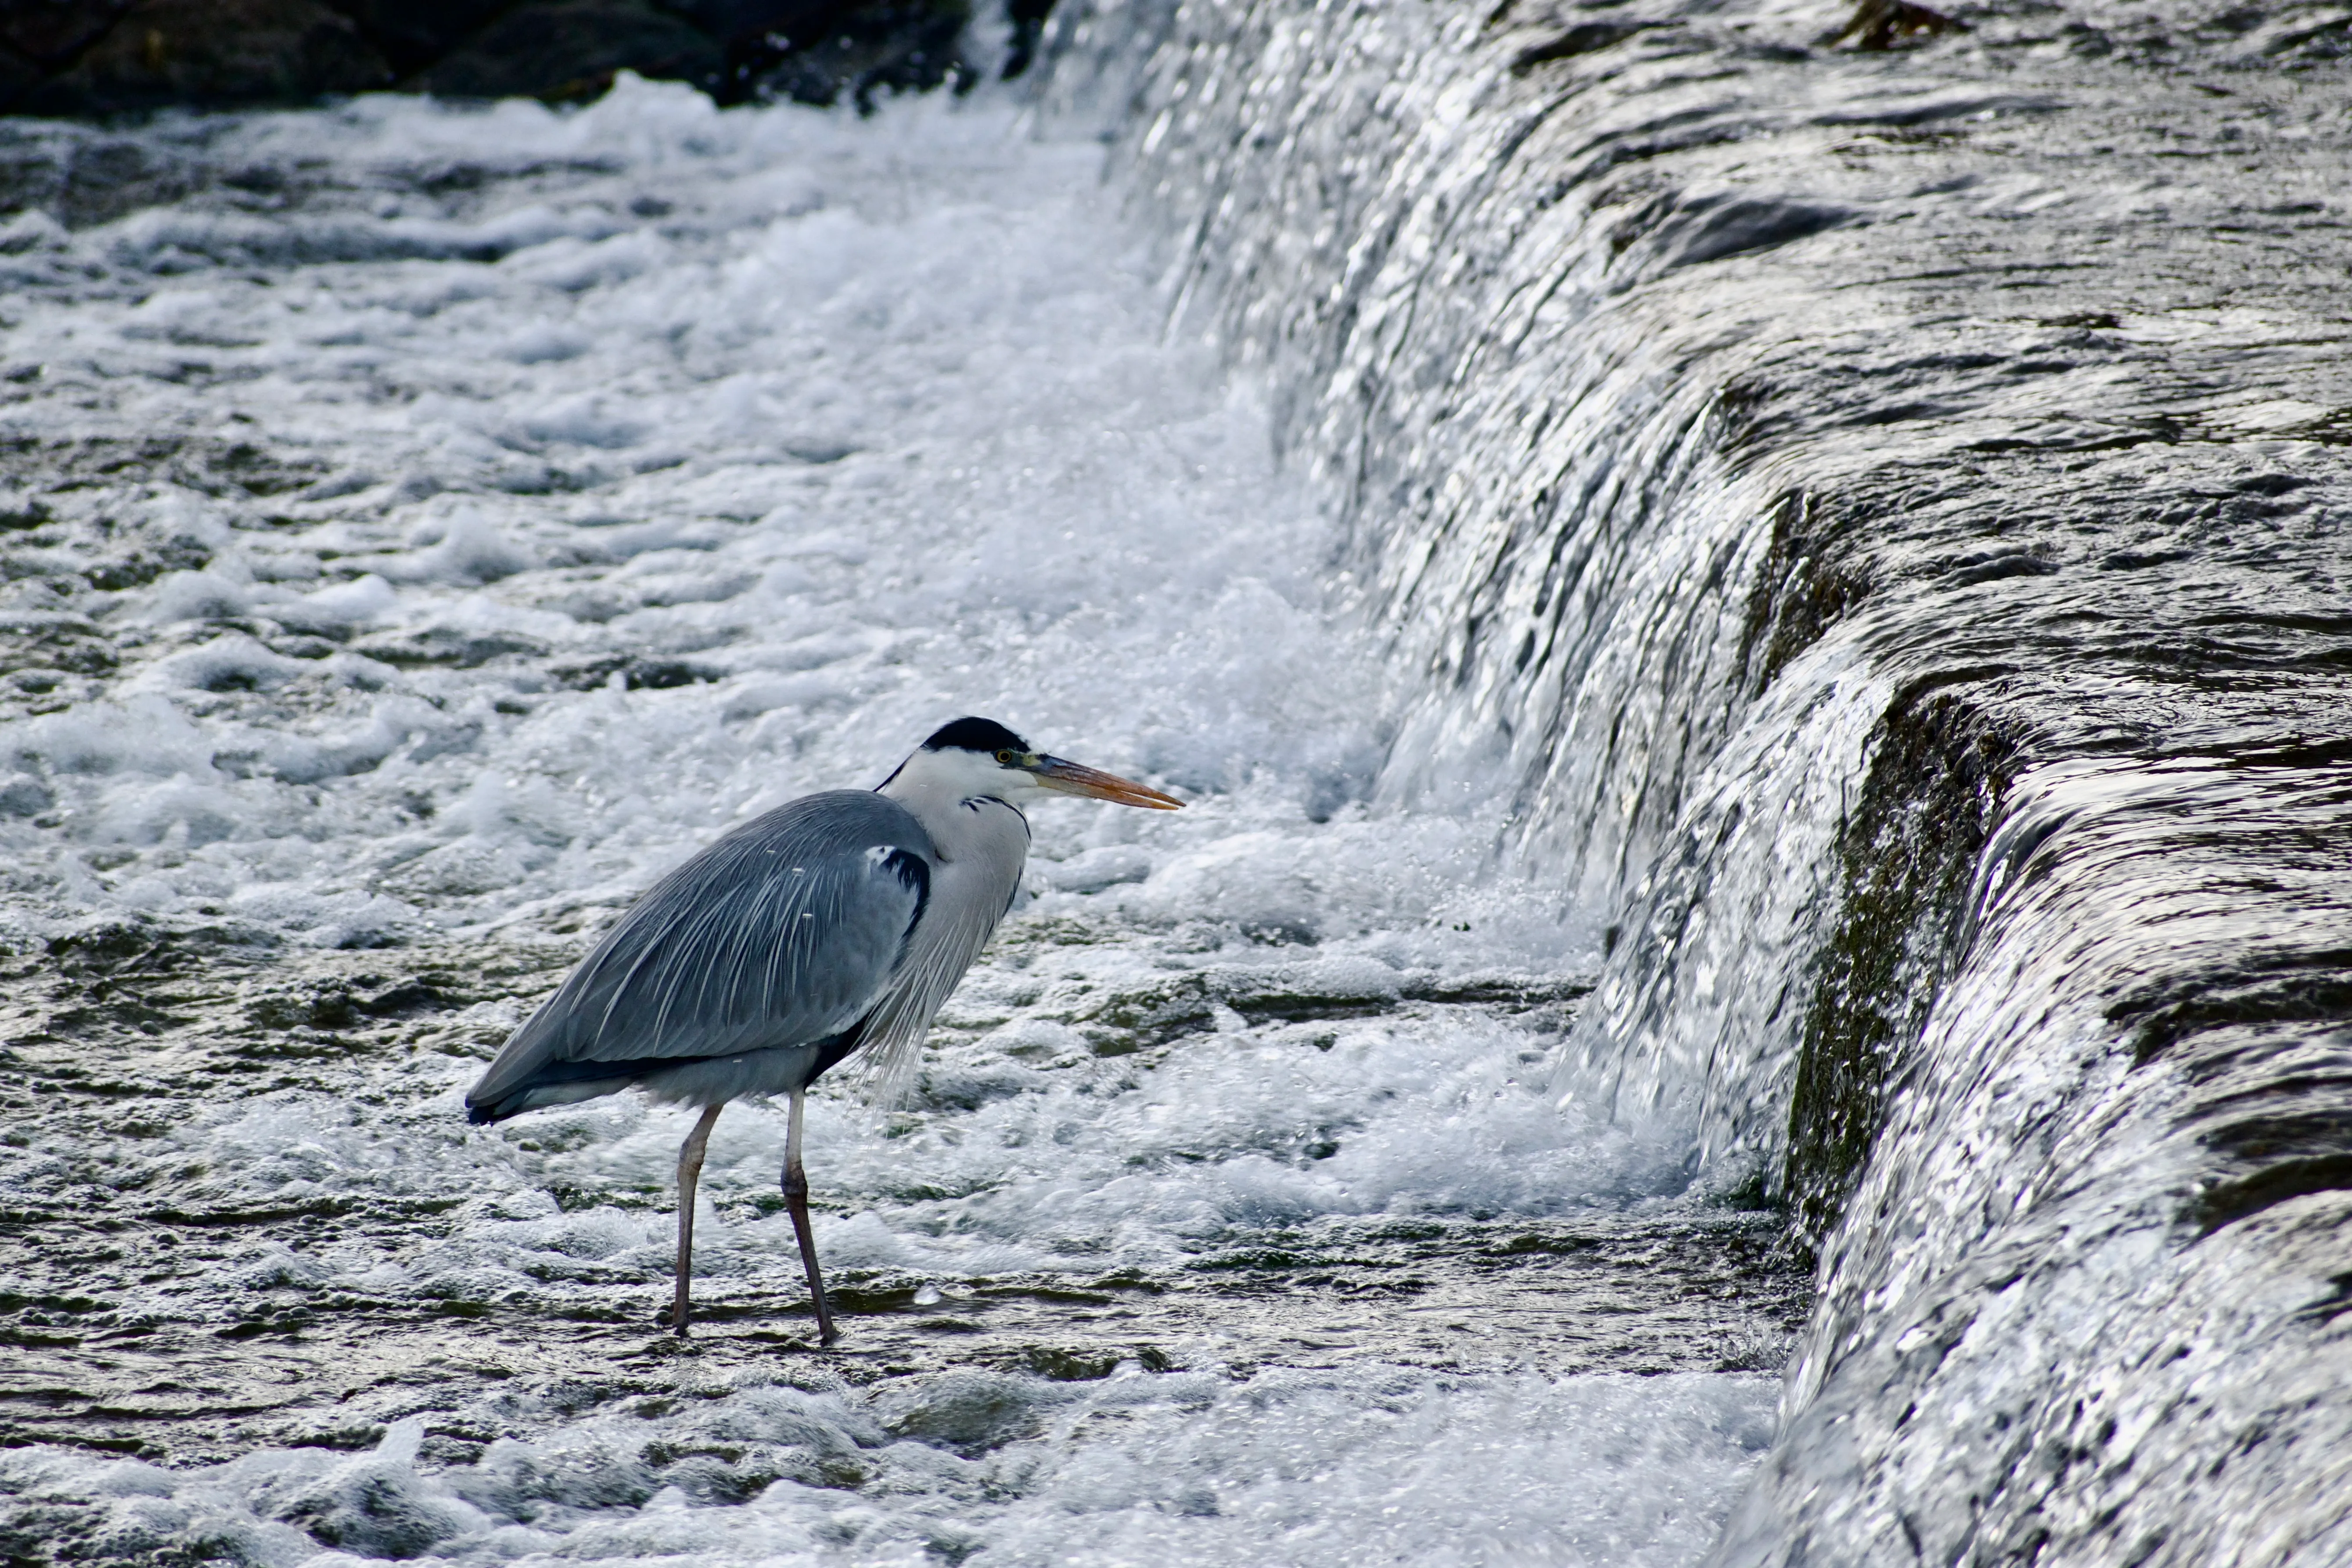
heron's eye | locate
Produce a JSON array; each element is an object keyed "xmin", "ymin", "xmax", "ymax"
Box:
[{"xmin": 996, "ymin": 749, "xmax": 1017, "ymax": 766}]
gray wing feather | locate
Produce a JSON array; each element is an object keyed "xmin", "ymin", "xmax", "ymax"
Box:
[{"xmin": 468, "ymin": 791, "xmax": 934, "ymax": 1111}]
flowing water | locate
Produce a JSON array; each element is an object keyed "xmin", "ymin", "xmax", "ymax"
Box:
[
  {"xmin": 4, "ymin": 0, "xmax": 2349, "ymax": 1560},
  {"xmin": 0, "ymin": 82, "xmax": 1797, "ymax": 1568},
  {"xmin": 1090, "ymin": 0, "xmax": 2352, "ymax": 1560}
]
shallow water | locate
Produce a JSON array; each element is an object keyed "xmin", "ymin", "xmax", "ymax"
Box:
[{"xmin": 0, "ymin": 84, "xmax": 1802, "ymax": 1565}]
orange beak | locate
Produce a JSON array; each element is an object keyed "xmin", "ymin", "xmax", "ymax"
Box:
[{"xmin": 1030, "ymin": 755, "xmax": 1184, "ymax": 810}]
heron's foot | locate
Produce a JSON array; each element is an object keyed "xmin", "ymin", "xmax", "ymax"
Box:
[{"xmin": 806, "ymin": 1280, "xmax": 839, "ymax": 1348}]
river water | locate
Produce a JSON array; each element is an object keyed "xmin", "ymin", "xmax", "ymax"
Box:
[
  {"xmin": 5, "ymin": 0, "xmax": 2349, "ymax": 1560},
  {"xmin": 1094, "ymin": 0, "xmax": 2352, "ymax": 1561},
  {"xmin": 0, "ymin": 79, "xmax": 1798, "ymax": 1568}
]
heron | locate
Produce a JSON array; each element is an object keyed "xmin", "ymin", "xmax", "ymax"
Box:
[{"xmin": 463, "ymin": 717, "xmax": 1181, "ymax": 1344}]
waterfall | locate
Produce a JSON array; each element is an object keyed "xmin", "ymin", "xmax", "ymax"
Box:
[{"xmin": 1062, "ymin": 0, "xmax": 2352, "ymax": 1558}]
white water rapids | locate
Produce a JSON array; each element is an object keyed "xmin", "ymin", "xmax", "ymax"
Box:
[
  {"xmin": 10, "ymin": 0, "xmax": 2346, "ymax": 1557},
  {"xmin": 0, "ymin": 78, "xmax": 1777, "ymax": 1568}
]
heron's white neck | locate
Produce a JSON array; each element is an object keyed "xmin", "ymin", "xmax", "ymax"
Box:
[{"xmin": 878, "ymin": 748, "xmax": 1036, "ymax": 863}]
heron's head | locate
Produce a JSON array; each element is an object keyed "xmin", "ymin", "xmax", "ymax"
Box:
[{"xmin": 888, "ymin": 716, "xmax": 1183, "ymax": 810}]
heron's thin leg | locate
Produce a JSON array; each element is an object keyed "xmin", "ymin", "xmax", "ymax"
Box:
[
  {"xmin": 673, "ymin": 1103, "xmax": 724, "ymax": 1338},
  {"xmin": 782, "ymin": 1089, "xmax": 838, "ymax": 1347}
]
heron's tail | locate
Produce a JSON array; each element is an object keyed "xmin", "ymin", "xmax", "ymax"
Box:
[{"xmin": 464, "ymin": 1070, "xmax": 636, "ymax": 1125}]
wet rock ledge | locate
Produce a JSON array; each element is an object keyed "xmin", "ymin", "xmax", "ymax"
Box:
[{"xmin": 0, "ymin": 0, "xmax": 1054, "ymax": 119}]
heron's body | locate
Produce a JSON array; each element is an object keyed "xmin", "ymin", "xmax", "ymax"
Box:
[{"xmin": 463, "ymin": 718, "xmax": 1177, "ymax": 1343}]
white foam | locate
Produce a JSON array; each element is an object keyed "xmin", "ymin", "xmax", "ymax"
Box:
[
  {"xmin": 6, "ymin": 79, "xmax": 1503, "ymax": 954},
  {"xmin": 0, "ymin": 1368, "xmax": 1773, "ymax": 1566}
]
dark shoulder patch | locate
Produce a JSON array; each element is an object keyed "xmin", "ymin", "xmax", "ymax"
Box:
[
  {"xmin": 880, "ymin": 847, "xmax": 930, "ymax": 951},
  {"xmin": 924, "ymin": 716, "xmax": 1030, "ymax": 754}
]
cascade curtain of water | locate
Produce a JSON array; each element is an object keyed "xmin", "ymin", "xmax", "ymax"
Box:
[{"xmin": 1057, "ymin": 0, "xmax": 2352, "ymax": 1559}]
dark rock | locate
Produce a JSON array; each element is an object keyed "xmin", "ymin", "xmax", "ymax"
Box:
[
  {"xmin": 682, "ymin": 0, "xmax": 1047, "ymax": 90},
  {"xmin": 0, "ymin": 0, "xmax": 1043, "ymax": 116},
  {"xmin": 1000, "ymin": 0, "xmax": 1052, "ymax": 78},
  {"xmin": 22, "ymin": 0, "xmax": 392, "ymax": 115},
  {"xmin": 658, "ymin": 0, "xmax": 798, "ymax": 38},
  {"xmin": 0, "ymin": 43, "xmax": 42, "ymax": 111},
  {"xmin": 318, "ymin": 0, "xmax": 511, "ymax": 76},
  {"xmin": 1822, "ymin": 0, "xmax": 1967, "ymax": 50},
  {"xmin": 0, "ymin": 0, "xmax": 134, "ymax": 68},
  {"xmin": 410, "ymin": 0, "xmax": 723, "ymax": 101},
  {"xmin": 714, "ymin": 0, "xmax": 972, "ymax": 110},
  {"xmin": 0, "ymin": 0, "xmax": 1052, "ymax": 126}
]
